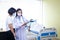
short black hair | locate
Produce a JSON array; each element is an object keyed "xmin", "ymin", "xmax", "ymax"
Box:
[{"xmin": 8, "ymin": 7, "xmax": 16, "ymax": 15}]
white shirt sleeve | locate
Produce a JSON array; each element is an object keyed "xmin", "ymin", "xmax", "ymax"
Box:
[
  {"xmin": 6, "ymin": 16, "xmax": 14, "ymax": 31},
  {"xmin": 6, "ymin": 16, "xmax": 13, "ymax": 25}
]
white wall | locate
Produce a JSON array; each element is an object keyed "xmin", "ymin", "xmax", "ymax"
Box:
[
  {"xmin": 43, "ymin": 0, "xmax": 60, "ymax": 38},
  {"xmin": 0, "ymin": 0, "xmax": 42, "ymax": 31}
]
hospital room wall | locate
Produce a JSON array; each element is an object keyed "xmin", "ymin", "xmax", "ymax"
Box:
[{"xmin": 43, "ymin": 0, "xmax": 60, "ymax": 38}]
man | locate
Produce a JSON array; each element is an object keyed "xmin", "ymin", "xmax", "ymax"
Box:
[{"xmin": 6, "ymin": 7, "xmax": 16, "ymax": 40}]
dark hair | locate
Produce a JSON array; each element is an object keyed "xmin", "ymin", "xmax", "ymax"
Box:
[
  {"xmin": 16, "ymin": 8, "xmax": 22, "ymax": 17},
  {"xmin": 8, "ymin": 7, "xmax": 16, "ymax": 15}
]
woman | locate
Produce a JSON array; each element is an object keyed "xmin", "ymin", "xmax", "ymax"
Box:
[
  {"xmin": 6, "ymin": 7, "xmax": 16, "ymax": 40},
  {"xmin": 13, "ymin": 8, "xmax": 30, "ymax": 40}
]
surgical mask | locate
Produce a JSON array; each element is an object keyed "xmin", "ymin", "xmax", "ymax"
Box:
[
  {"xmin": 13, "ymin": 13, "xmax": 16, "ymax": 16},
  {"xmin": 18, "ymin": 13, "xmax": 22, "ymax": 16}
]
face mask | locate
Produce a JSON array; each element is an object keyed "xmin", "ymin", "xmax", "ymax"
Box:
[
  {"xmin": 18, "ymin": 13, "xmax": 22, "ymax": 16},
  {"xmin": 13, "ymin": 13, "xmax": 16, "ymax": 16}
]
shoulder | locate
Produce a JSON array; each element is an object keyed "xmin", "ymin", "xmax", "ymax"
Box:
[
  {"xmin": 6, "ymin": 16, "xmax": 11, "ymax": 21},
  {"xmin": 22, "ymin": 16, "xmax": 28, "ymax": 22},
  {"xmin": 22, "ymin": 16, "xmax": 27, "ymax": 20},
  {"xmin": 13, "ymin": 17, "xmax": 18, "ymax": 22},
  {"xmin": 6, "ymin": 16, "xmax": 14, "ymax": 22},
  {"xmin": 7, "ymin": 16, "xmax": 12, "ymax": 19}
]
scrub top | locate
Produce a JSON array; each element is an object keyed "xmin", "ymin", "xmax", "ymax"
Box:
[{"xmin": 13, "ymin": 16, "xmax": 29, "ymax": 40}]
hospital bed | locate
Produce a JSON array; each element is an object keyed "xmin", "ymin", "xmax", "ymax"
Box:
[
  {"xmin": 26, "ymin": 22, "xmax": 44, "ymax": 40},
  {"xmin": 26, "ymin": 21, "xmax": 58, "ymax": 40},
  {"xmin": 37, "ymin": 27, "xmax": 57, "ymax": 40},
  {"xmin": 26, "ymin": 27, "xmax": 58, "ymax": 40}
]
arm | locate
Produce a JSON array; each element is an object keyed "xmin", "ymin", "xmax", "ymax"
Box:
[
  {"xmin": 28, "ymin": 26, "xmax": 30, "ymax": 31},
  {"xmin": 7, "ymin": 17, "xmax": 15, "ymax": 37},
  {"xmin": 8, "ymin": 23, "xmax": 15, "ymax": 37},
  {"xmin": 14, "ymin": 17, "xmax": 29, "ymax": 28}
]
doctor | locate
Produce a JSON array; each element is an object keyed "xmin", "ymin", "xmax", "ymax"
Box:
[
  {"xmin": 6, "ymin": 7, "xmax": 16, "ymax": 40},
  {"xmin": 13, "ymin": 8, "xmax": 30, "ymax": 40}
]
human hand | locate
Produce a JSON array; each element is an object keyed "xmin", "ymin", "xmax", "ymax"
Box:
[{"xmin": 22, "ymin": 23, "xmax": 27, "ymax": 26}]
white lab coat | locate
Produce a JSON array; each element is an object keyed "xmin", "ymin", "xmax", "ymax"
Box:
[{"xmin": 13, "ymin": 16, "xmax": 28, "ymax": 40}]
